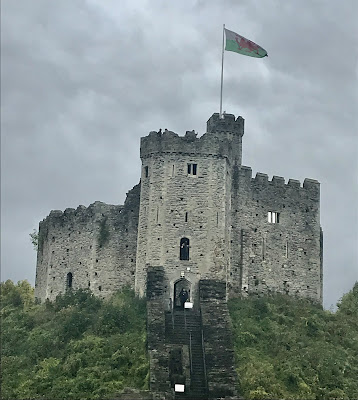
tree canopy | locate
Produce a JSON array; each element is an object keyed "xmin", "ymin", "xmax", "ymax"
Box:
[
  {"xmin": 1, "ymin": 280, "xmax": 148, "ymax": 400},
  {"xmin": 228, "ymin": 283, "xmax": 358, "ymax": 400}
]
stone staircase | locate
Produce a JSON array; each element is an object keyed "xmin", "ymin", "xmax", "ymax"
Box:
[{"xmin": 165, "ymin": 309, "xmax": 208, "ymax": 400}]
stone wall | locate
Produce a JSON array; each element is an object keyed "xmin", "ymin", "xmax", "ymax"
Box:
[
  {"xmin": 199, "ymin": 280, "xmax": 239, "ymax": 400},
  {"xmin": 146, "ymin": 266, "xmax": 173, "ymax": 400},
  {"xmin": 135, "ymin": 115, "xmax": 244, "ymax": 301},
  {"xmin": 230, "ymin": 166, "xmax": 322, "ymax": 302},
  {"xmin": 34, "ymin": 184, "xmax": 140, "ymax": 302}
]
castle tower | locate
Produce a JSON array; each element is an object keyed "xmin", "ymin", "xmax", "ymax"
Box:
[{"xmin": 135, "ymin": 114, "xmax": 244, "ymax": 305}]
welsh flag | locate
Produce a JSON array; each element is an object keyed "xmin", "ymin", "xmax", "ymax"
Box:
[{"xmin": 225, "ymin": 28, "xmax": 267, "ymax": 58}]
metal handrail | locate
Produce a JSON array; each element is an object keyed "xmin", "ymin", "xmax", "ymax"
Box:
[
  {"xmin": 171, "ymin": 308, "xmax": 174, "ymax": 331},
  {"xmin": 201, "ymin": 329, "xmax": 208, "ymax": 392},
  {"xmin": 199, "ymin": 308, "xmax": 208, "ymax": 393},
  {"xmin": 189, "ymin": 331, "xmax": 193, "ymax": 389}
]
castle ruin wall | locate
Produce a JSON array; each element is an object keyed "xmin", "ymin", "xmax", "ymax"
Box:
[
  {"xmin": 35, "ymin": 184, "xmax": 140, "ymax": 302},
  {"xmin": 230, "ymin": 166, "xmax": 322, "ymax": 302}
]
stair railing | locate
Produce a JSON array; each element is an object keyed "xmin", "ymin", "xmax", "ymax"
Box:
[
  {"xmin": 171, "ymin": 308, "xmax": 174, "ymax": 332},
  {"xmin": 201, "ymin": 329, "xmax": 208, "ymax": 392},
  {"xmin": 189, "ymin": 331, "xmax": 193, "ymax": 389},
  {"xmin": 200, "ymin": 308, "xmax": 208, "ymax": 393}
]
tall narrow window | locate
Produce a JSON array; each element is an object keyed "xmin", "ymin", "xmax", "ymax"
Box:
[
  {"xmin": 262, "ymin": 238, "xmax": 266, "ymax": 260},
  {"xmin": 286, "ymin": 241, "xmax": 289, "ymax": 258},
  {"xmin": 268, "ymin": 211, "xmax": 280, "ymax": 223},
  {"xmin": 144, "ymin": 166, "xmax": 149, "ymax": 178},
  {"xmin": 187, "ymin": 163, "xmax": 197, "ymax": 176},
  {"xmin": 185, "ymin": 212, "xmax": 188, "ymax": 222},
  {"xmin": 66, "ymin": 272, "xmax": 73, "ymax": 290},
  {"xmin": 172, "ymin": 165, "xmax": 175, "ymax": 176},
  {"xmin": 180, "ymin": 237, "xmax": 190, "ymax": 260}
]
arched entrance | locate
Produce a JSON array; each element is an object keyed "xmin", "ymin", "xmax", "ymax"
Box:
[{"xmin": 174, "ymin": 278, "xmax": 191, "ymax": 309}]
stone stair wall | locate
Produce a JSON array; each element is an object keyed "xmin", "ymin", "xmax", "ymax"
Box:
[
  {"xmin": 146, "ymin": 272, "xmax": 240, "ymax": 400},
  {"xmin": 199, "ymin": 280, "xmax": 240, "ymax": 400},
  {"xmin": 147, "ymin": 266, "xmax": 173, "ymax": 400}
]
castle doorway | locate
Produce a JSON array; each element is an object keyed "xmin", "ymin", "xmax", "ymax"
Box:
[{"xmin": 174, "ymin": 278, "xmax": 191, "ymax": 309}]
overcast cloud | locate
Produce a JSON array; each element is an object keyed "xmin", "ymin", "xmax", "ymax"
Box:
[{"xmin": 1, "ymin": 0, "xmax": 357, "ymax": 309}]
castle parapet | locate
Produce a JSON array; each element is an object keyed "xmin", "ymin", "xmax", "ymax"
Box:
[
  {"xmin": 271, "ymin": 176, "xmax": 285, "ymax": 186},
  {"xmin": 207, "ymin": 113, "xmax": 244, "ymax": 136},
  {"xmin": 140, "ymin": 130, "xmax": 232, "ymax": 160}
]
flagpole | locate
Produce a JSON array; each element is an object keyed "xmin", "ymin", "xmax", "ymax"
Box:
[{"xmin": 219, "ymin": 24, "xmax": 225, "ymax": 118}]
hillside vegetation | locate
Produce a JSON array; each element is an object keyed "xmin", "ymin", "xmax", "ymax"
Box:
[
  {"xmin": 228, "ymin": 283, "xmax": 358, "ymax": 400},
  {"xmin": 1, "ymin": 281, "xmax": 148, "ymax": 400},
  {"xmin": 1, "ymin": 280, "xmax": 357, "ymax": 400}
]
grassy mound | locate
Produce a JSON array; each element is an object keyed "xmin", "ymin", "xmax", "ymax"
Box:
[{"xmin": 229, "ymin": 283, "xmax": 358, "ymax": 400}]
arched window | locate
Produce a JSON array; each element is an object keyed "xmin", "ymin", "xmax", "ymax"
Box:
[
  {"xmin": 66, "ymin": 272, "xmax": 73, "ymax": 290},
  {"xmin": 180, "ymin": 237, "xmax": 190, "ymax": 260}
]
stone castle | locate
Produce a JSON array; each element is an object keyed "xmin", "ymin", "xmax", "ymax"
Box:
[{"xmin": 35, "ymin": 113, "xmax": 323, "ymax": 305}]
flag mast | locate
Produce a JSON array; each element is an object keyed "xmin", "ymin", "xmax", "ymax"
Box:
[{"xmin": 219, "ymin": 24, "xmax": 225, "ymax": 119}]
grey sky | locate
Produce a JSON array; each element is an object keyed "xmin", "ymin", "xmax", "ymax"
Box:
[{"xmin": 1, "ymin": 0, "xmax": 357, "ymax": 309}]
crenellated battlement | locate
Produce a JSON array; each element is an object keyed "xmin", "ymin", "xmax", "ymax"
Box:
[
  {"xmin": 140, "ymin": 113, "xmax": 245, "ymax": 165},
  {"xmin": 140, "ymin": 129, "xmax": 233, "ymax": 160},
  {"xmin": 236, "ymin": 166, "xmax": 320, "ymax": 196},
  {"xmin": 42, "ymin": 202, "xmax": 120, "ymax": 228},
  {"xmin": 207, "ymin": 113, "xmax": 244, "ymax": 136}
]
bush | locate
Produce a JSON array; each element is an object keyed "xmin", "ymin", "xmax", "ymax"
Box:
[
  {"xmin": 1, "ymin": 281, "xmax": 148, "ymax": 400},
  {"xmin": 229, "ymin": 286, "xmax": 358, "ymax": 400}
]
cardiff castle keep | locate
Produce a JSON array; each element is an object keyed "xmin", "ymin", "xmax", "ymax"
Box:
[
  {"xmin": 35, "ymin": 112, "xmax": 323, "ymax": 398},
  {"xmin": 35, "ymin": 113, "xmax": 323, "ymax": 305}
]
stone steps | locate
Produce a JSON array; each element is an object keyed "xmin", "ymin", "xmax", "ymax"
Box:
[{"xmin": 165, "ymin": 310, "xmax": 208, "ymax": 399}]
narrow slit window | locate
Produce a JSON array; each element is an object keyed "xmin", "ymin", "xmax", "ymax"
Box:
[
  {"xmin": 185, "ymin": 212, "xmax": 188, "ymax": 222},
  {"xmin": 268, "ymin": 211, "xmax": 280, "ymax": 223},
  {"xmin": 66, "ymin": 272, "xmax": 73, "ymax": 290},
  {"xmin": 262, "ymin": 238, "xmax": 266, "ymax": 260},
  {"xmin": 187, "ymin": 163, "xmax": 197, "ymax": 176},
  {"xmin": 286, "ymin": 241, "xmax": 289, "ymax": 258},
  {"xmin": 144, "ymin": 166, "xmax": 149, "ymax": 178}
]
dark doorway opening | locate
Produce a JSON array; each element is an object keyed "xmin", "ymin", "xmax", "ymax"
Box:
[{"xmin": 174, "ymin": 278, "xmax": 191, "ymax": 309}]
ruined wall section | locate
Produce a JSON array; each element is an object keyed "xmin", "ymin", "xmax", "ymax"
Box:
[
  {"xmin": 35, "ymin": 184, "xmax": 140, "ymax": 302},
  {"xmin": 135, "ymin": 118, "xmax": 243, "ymax": 300},
  {"xmin": 230, "ymin": 167, "xmax": 322, "ymax": 303}
]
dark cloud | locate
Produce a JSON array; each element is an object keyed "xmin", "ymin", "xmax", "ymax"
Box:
[{"xmin": 1, "ymin": 0, "xmax": 357, "ymax": 308}]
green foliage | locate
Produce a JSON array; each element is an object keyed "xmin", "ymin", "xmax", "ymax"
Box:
[
  {"xmin": 98, "ymin": 216, "xmax": 110, "ymax": 248},
  {"xmin": 1, "ymin": 281, "xmax": 148, "ymax": 400},
  {"xmin": 29, "ymin": 229, "xmax": 38, "ymax": 251},
  {"xmin": 229, "ymin": 286, "xmax": 358, "ymax": 399}
]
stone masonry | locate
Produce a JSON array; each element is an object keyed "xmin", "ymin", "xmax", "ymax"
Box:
[{"xmin": 35, "ymin": 113, "xmax": 323, "ymax": 305}]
